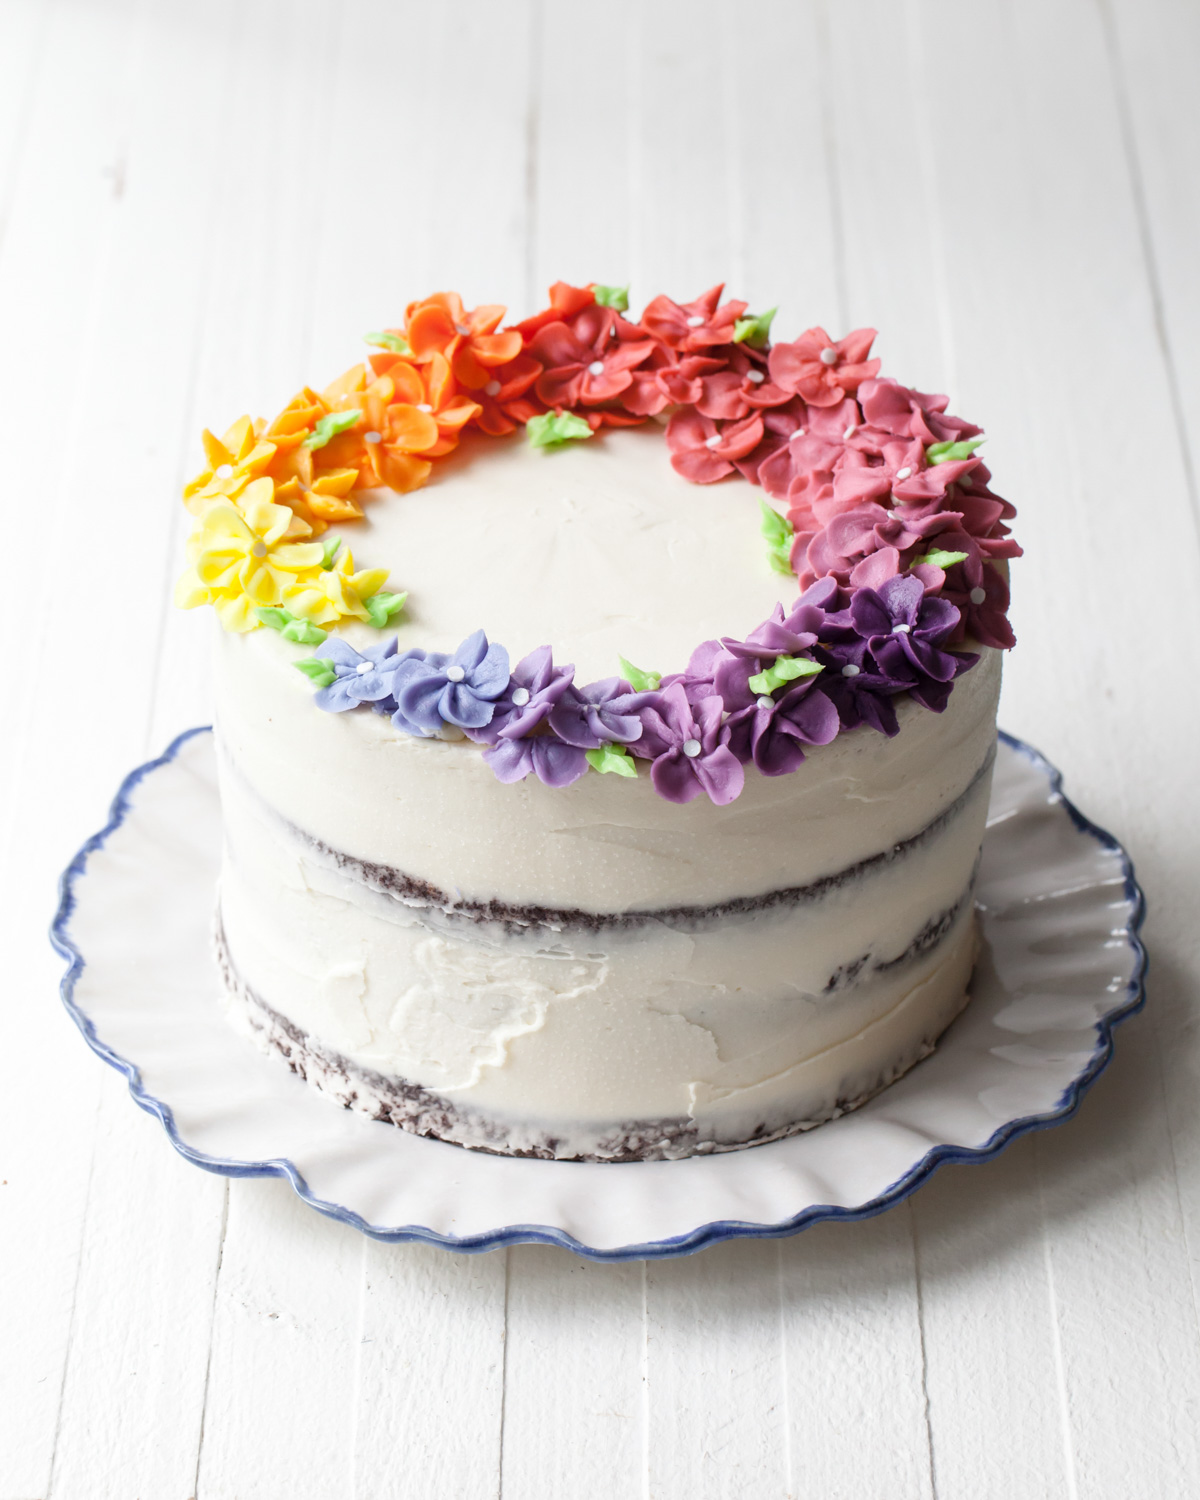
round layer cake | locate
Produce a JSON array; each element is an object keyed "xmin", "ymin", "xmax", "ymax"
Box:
[{"xmin": 180, "ymin": 283, "xmax": 1019, "ymax": 1160}]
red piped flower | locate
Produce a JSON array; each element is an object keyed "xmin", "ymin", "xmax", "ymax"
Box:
[
  {"xmin": 666, "ymin": 409, "xmax": 764, "ymax": 484},
  {"xmin": 768, "ymin": 327, "xmax": 881, "ymax": 408},
  {"xmin": 510, "ymin": 281, "xmax": 596, "ymax": 343},
  {"xmin": 640, "ymin": 284, "xmax": 747, "ymax": 352},
  {"xmin": 469, "ymin": 353, "xmax": 544, "ymax": 436},
  {"xmin": 696, "ymin": 347, "xmax": 792, "ymax": 420},
  {"xmin": 529, "ymin": 305, "xmax": 656, "ymax": 409}
]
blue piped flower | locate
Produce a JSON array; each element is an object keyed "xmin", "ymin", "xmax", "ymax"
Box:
[
  {"xmin": 390, "ymin": 629, "xmax": 510, "ymax": 737},
  {"xmin": 312, "ymin": 637, "xmax": 403, "ymax": 713}
]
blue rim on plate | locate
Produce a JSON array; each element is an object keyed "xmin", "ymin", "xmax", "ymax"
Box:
[{"xmin": 49, "ymin": 727, "xmax": 1147, "ymax": 1260}]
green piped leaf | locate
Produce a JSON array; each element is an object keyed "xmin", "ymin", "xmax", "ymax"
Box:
[
  {"xmin": 592, "ymin": 283, "xmax": 630, "ymax": 311},
  {"xmin": 747, "ymin": 654, "xmax": 824, "ymax": 696},
  {"xmin": 760, "ymin": 499, "xmax": 795, "ymax": 576},
  {"xmin": 364, "ymin": 330, "xmax": 411, "ymax": 355},
  {"xmin": 926, "ymin": 436, "xmax": 985, "ymax": 465},
  {"xmin": 320, "ymin": 537, "xmax": 342, "ymax": 570},
  {"xmin": 733, "ymin": 307, "xmax": 777, "ymax": 349},
  {"xmin": 255, "ymin": 607, "xmax": 291, "ymax": 631},
  {"xmin": 527, "ymin": 410, "xmax": 593, "ymax": 449},
  {"xmin": 255, "ymin": 605, "xmax": 328, "ymax": 645},
  {"xmin": 618, "ymin": 656, "xmax": 661, "ymax": 692},
  {"xmin": 294, "ymin": 656, "xmax": 336, "ymax": 688},
  {"xmin": 363, "ymin": 590, "xmax": 408, "ymax": 629},
  {"xmin": 916, "ymin": 548, "xmax": 969, "ymax": 570},
  {"xmin": 303, "ymin": 409, "xmax": 362, "ymax": 450},
  {"xmin": 586, "ymin": 743, "xmax": 638, "ymax": 777}
]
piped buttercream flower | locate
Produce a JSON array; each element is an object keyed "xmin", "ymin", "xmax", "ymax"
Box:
[
  {"xmin": 695, "ymin": 347, "xmax": 792, "ymax": 420},
  {"xmin": 768, "ymin": 327, "xmax": 880, "ymax": 408},
  {"xmin": 665, "ymin": 410, "xmax": 764, "ymax": 484},
  {"xmin": 633, "ymin": 682, "xmax": 744, "ymax": 806},
  {"xmin": 283, "ymin": 548, "xmax": 397, "ymax": 628},
  {"xmin": 548, "ymin": 677, "xmax": 657, "ymax": 749},
  {"xmin": 529, "ymin": 305, "xmax": 657, "ymax": 410},
  {"xmin": 723, "ymin": 677, "xmax": 839, "ymax": 777},
  {"xmin": 175, "ymin": 480, "xmax": 325, "ymax": 631},
  {"xmin": 640, "ymin": 284, "xmax": 747, "ymax": 352},
  {"xmin": 849, "ymin": 575, "xmax": 977, "ymax": 710},
  {"xmin": 309, "ymin": 637, "xmax": 404, "ymax": 712},
  {"xmin": 469, "ymin": 352, "xmax": 544, "ymax": 436},
  {"xmin": 465, "ymin": 646, "xmax": 574, "ymax": 745},
  {"xmin": 183, "ymin": 416, "xmax": 276, "ymax": 513},
  {"xmin": 405, "ymin": 292, "xmax": 524, "ymax": 389},
  {"xmin": 390, "ymin": 629, "xmax": 511, "ymax": 738},
  {"xmin": 482, "ymin": 734, "xmax": 590, "ymax": 789}
]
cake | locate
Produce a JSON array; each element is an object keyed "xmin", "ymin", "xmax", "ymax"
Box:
[{"xmin": 177, "ymin": 281, "xmax": 1020, "ymax": 1161}]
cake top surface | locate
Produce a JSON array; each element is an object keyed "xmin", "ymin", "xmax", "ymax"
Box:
[
  {"xmin": 331, "ymin": 424, "xmax": 786, "ymax": 684},
  {"xmin": 175, "ymin": 280, "xmax": 1020, "ymax": 806}
]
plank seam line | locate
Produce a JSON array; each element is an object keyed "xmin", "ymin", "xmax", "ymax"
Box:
[
  {"xmin": 814, "ymin": 0, "xmax": 848, "ymax": 331},
  {"xmin": 496, "ymin": 1248, "xmax": 512, "ymax": 1500},
  {"xmin": 1037, "ymin": 1138, "xmax": 1080, "ymax": 1500},
  {"xmin": 909, "ymin": 1199, "xmax": 940, "ymax": 1500},
  {"xmin": 523, "ymin": 0, "xmax": 541, "ymax": 312},
  {"xmin": 1095, "ymin": 0, "xmax": 1200, "ymax": 546},
  {"xmin": 640, "ymin": 1259, "xmax": 650, "ymax": 1500},
  {"xmin": 776, "ymin": 1242, "xmax": 794, "ymax": 1500},
  {"xmin": 191, "ymin": 1179, "xmax": 230, "ymax": 1500}
]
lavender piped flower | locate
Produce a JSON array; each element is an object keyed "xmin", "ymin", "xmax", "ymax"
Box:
[
  {"xmin": 482, "ymin": 734, "xmax": 590, "ymax": 789},
  {"xmin": 465, "ymin": 645, "xmax": 574, "ymax": 745},
  {"xmin": 548, "ymin": 677, "xmax": 657, "ymax": 749},
  {"xmin": 390, "ymin": 628, "xmax": 510, "ymax": 737},
  {"xmin": 312, "ymin": 636, "xmax": 404, "ymax": 712},
  {"xmin": 724, "ymin": 679, "xmax": 840, "ymax": 776},
  {"xmin": 634, "ymin": 681, "xmax": 744, "ymax": 806}
]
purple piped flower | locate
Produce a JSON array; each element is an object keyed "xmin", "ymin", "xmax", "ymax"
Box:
[
  {"xmin": 313, "ymin": 636, "xmax": 404, "ymax": 713},
  {"xmin": 391, "ymin": 628, "xmax": 510, "ymax": 738},
  {"xmin": 848, "ymin": 576, "xmax": 978, "ymax": 713},
  {"xmin": 482, "ymin": 735, "xmax": 589, "ymax": 789},
  {"xmin": 810, "ymin": 638, "xmax": 912, "ymax": 736},
  {"xmin": 634, "ymin": 682, "xmax": 744, "ymax": 806},
  {"xmin": 724, "ymin": 678, "xmax": 840, "ymax": 776},
  {"xmin": 548, "ymin": 677, "xmax": 657, "ymax": 749},
  {"xmin": 465, "ymin": 645, "xmax": 574, "ymax": 745}
]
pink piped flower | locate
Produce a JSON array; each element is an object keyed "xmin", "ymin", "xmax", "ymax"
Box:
[
  {"xmin": 666, "ymin": 409, "xmax": 764, "ymax": 484},
  {"xmin": 768, "ymin": 327, "xmax": 881, "ymax": 408},
  {"xmin": 757, "ymin": 397, "xmax": 860, "ymax": 503},
  {"xmin": 641, "ymin": 284, "xmax": 748, "ymax": 352},
  {"xmin": 696, "ymin": 347, "xmax": 792, "ymax": 420}
]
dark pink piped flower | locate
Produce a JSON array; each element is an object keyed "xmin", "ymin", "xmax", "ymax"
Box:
[
  {"xmin": 640, "ymin": 284, "xmax": 747, "ymax": 352},
  {"xmin": 768, "ymin": 327, "xmax": 881, "ymax": 408},
  {"xmin": 666, "ymin": 409, "xmax": 764, "ymax": 484}
]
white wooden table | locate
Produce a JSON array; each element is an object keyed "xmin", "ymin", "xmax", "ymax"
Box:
[{"xmin": 3, "ymin": 1, "xmax": 1198, "ymax": 1494}]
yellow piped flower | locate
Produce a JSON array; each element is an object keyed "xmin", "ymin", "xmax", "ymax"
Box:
[
  {"xmin": 183, "ymin": 415, "xmax": 277, "ymax": 514},
  {"xmin": 175, "ymin": 478, "xmax": 325, "ymax": 632},
  {"xmin": 284, "ymin": 548, "xmax": 393, "ymax": 626}
]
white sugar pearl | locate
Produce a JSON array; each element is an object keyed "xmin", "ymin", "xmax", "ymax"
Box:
[
  {"xmin": 355, "ymin": 660, "xmax": 373, "ymax": 675},
  {"xmin": 215, "ymin": 463, "xmax": 234, "ymax": 479},
  {"xmin": 844, "ymin": 424, "xmax": 857, "ymax": 441},
  {"xmin": 445, "ymin": 665, "xmax": 466, "ymax": 682},
  {"xmin": 485, "ymin": 380, "xmax": 501, "ymax": 396},
  {"xmin": 365, "ymin": 430, "xmax": 382, "ymax": 443},
  {"xmin": 970, "ymin": 586, "xmax": 987, "ymax": 605},
  {"xmin": 841, "ymin": 663, "xmax": 861, "ymax": 677},
  {"xmin": 705, "ymin": 434, "xmax": 722, "ymax": 448},
  {"xmin": 892, "ymin": 623, "xmax": 911, "ymax": 634},
  {"xmin": 416, "ymin": 403, "xmax": 432, "ymax": 413},
  {"xmin": 895, "ymin": 466, "xmax": 912, "ymax": 480},
  {"xmin": 455, "ymin": 322, "xmax": 471, "ymax": 336},
  {"xmin": 686, "ymin": 315, "xmax": 705, "ymax": 328},
  {"xmin": 588, "ymin": 360, "xmax": 605, "ymax": 376},
  {"xmin": 250, "ymin": 541, "xmax": 267, "ymax": 558},
  {"xmin": 747, "ymin": 370, "xmax": 765, "ymax": 384},
  {"xmin": 757, "ymin": 696, "xmax": 774, "ymax": 711},
  {"xmin": 682, "ymin": 738, "xmax": 702, "ymax": 758},
  {"xmin": 511, "ymin": 687, "xmax": 531, "ymax": 706},
  {"xmin": 820, "ymin": 347, "xmax": 838, "ymax": 365}
]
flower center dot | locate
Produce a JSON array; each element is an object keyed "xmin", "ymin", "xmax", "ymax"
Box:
[
  {"xmin": 843, "ymin": 424, "xmax": 857, "ymax": 441},
  {"xmin": 747, "ymin": 370, "xmax": 765, "ymax": 384},
  {"xmin": 365, "ymin": 430, "xmax": 382, "ymax": 444},
  {"xmin": 682, "ymin": 738, "xmax": 702, "ymax": 758},
  {"xmin": 445, "ymin": 665, "xmax": 465, "ymax": 682},
  {"xmin": 892, "ymin": 623, "xmax": 911, "ymax": 634},
  {"xmin": 416, "ymin": 403, "xmax": 432, "ymax": 413},
  {"xmin": 686, "ymin": 315, "xmax": 705, "ymax": 328},
  {"xmin": 704, "ymin": 434, "xmax": 722, "ymax": 448},
  {"xmin": 485, "ymin": 380, "xmax": 501, "ymax": 396},
  {"xmin": 455, "ymin": 322, "xmax": 471, "ymax": 336},
  {"xmin": 511, "ymin": 687, "xmax": 531, "ymax": 707},
  {"xmin": 895, "ymin": 466, "xmax": 912, "ymax": 481},
  {"xmin": 588, "ymin": 360, "xmax": 605, "ymax": 376},
  {"xmin": 841, "ymin": 663, "xmax": 861, "ymax": 678},
  {"xmin": 969, "ymin": 586, "xmax": 987, "ymax": 605},
  {"xmin": 820, "ymin": 347, "xmax": 838, "ymax": 365},
  {"xmin": 355, "ymin": 660, "xmax": 373, "ymax": 675},
  {"xmin": 757, "ymin": 696, "xmax": 774, "ymax": 711},
  {"xmin": 250, "ymin": 541, "xmax": 268, "ymax": 558},
  {"xmin": 215, "ymin": 463, "xmax": 234, "ymax": 479}
]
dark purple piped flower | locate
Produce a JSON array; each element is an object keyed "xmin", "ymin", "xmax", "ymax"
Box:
[
  {"xmin": 313, "ymin": 636, "xmax": 405, "ymax": 712},
  {"xmin": 391, "ymin": 628, "xmax": 510, "ymax": 737},
  {"xmin": 634, "ymin": 682, "xmax": 744, "ymax": 806},
  {"xmin": 465, "ymin": 645, "xmax": 575, "ymax": 745},
  {"xmin": 849, "ymin": 576, "xmax": 978, "ymax": 712},
  {"xmin": 548, "ymin": 677, "xmax": 657, "ymax": 748},
  {"xmin": 810, "ymin": 637, "xmax": 912, "ymax": 736},
  {"xmin": 724, "ymin": 677, "xmax": 840, "ymax": 776},
  {"xmin": 482, "ymin": 735, "xmax": 589, "ymax": 789}
]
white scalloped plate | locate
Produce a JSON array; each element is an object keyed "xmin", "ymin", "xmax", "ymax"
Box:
[{"xmin": 50, "ymin": 728, "xmax": 1145, "ymax": 1259}]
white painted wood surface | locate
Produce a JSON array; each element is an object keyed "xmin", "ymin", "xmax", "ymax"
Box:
[{"xmin": 2, "ymin": 0, "xmax": 1197, "ymax": 1493}]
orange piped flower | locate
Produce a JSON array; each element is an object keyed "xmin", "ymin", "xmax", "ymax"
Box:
[
  {"xmin": 470, "ymin": 352, "xmax": 544, "ymax": 436},
  {"xmin": 405, "ymin": 292, "xmax": 523, "ymax": 390}
]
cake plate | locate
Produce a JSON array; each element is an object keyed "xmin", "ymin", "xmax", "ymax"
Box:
[{"xmin": 50, "ymin": 728, "xmax": 1146, "ymax": 1261}]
